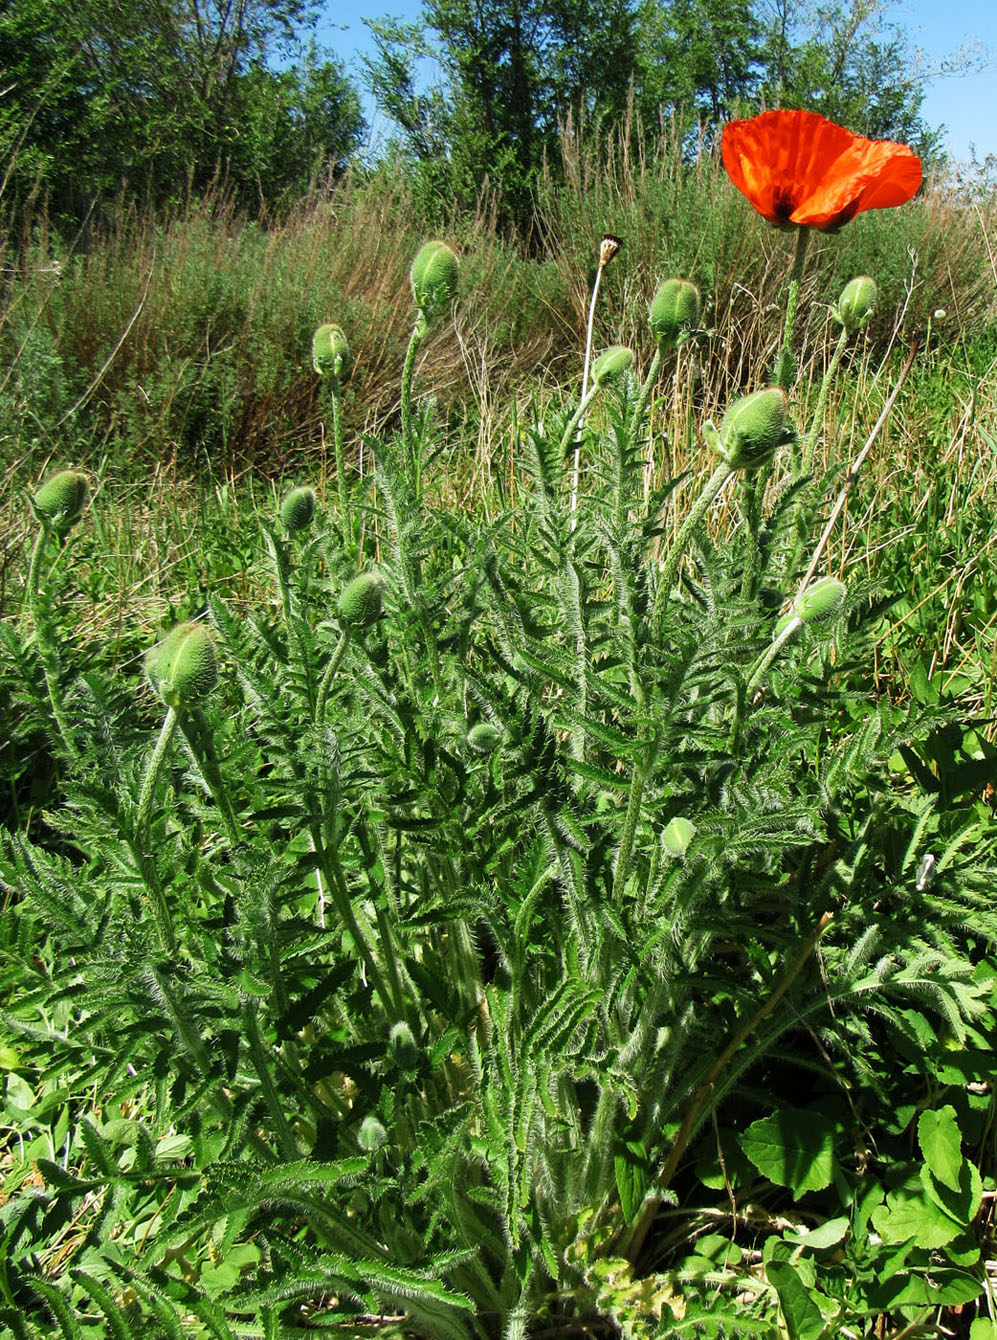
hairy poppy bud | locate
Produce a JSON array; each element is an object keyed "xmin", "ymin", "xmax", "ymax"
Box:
[
  {"xmin": 834, "ymin": 276, "xmax": 877, "ymax": 334},
  {"xmin": 662, "ymin": 816, "xmax": 696, "ymax": 857},
  {"xmin": 147, "ymin": 622, "xmax": 218, "ymax": 708},
  {"xmin": 358, "ymin": 1115, "xmax": 387, "ymax": 1152},
  {"xmin": 31, "ymin": 470, "xmax": 89, "ymax": 531},
  {"xmin": 467, "ymin": 722, "xmax": 503, "ymax": 754},
  {"xmin": 650, "ymin": 278, "xmax": 701, "ymax": 346},
  {"xmin": 280, "ymin": 485, "xmax": 316, "ymax": 534},
  {"xmin": 337, "ymin": 572, "xmax": 384, "ymax": 630},
  {"xmin": 592, "ymin": 345, "xmax": 634, "ymax": 386},
  {"xmin": 717, "ymin": 387, "xmax": 794, "ymax": 470},
  {"xmin": 312, "ymin": 323, "xmax": 352, "ymax": 383},
  {"xmin": 794, "ymin": 577, "xmax": 846, "ymax": 624},
  {"xmin": 410, "ymin": 241, "xmax": 459, "ymax": 324},
  {"xmin": 775, "ymin": 577, "xmax": 847, "ymax": 636},
  {"xmin": 389, "ymin": 1021, "xmax": 419, "ymax": 1070}
]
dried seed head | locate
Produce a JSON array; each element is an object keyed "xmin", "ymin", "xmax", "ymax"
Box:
[
  {"xmin": 649, "ymin": 278, "xmax": 701, "ymax": 346},
  {"xmin": 834, "ymin": 276, "xmax": 878, "ymax": 334},
  {"xmin": 280, "ymin": 485, "xmax": 316, "ymax": 534},
  {"xmin": 146, "ymin": 622, "xmax": 218, "ymax": 708},
  {"xmin": 599, "ymin": 233, "xmax": 622, "ymax": 267},
  {"xmin": 410, "ymin": 240, "xmax": 459, "ymax": 324},
  {"xmin": 31, "ymin": 470, "xmax": 89, "ymax": 531},
  {"xmin": 718, "ymin": 387, "xmax": 795, "ymax": 470},
  {"xmin": 312, "ymin": 323, "xmax": 352, "ymax": 383},
  {"xmin": 592, "ymin": 345, "xmax": 634, "ymax": 386},
  {"xmin": 337, "ymin": 571, "xmax": 384, "ymax": 630}
]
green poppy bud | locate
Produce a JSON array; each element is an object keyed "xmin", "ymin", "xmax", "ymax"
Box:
[
  {"xmin": 410, "ymin": 241, "xmax": 459, "ymax": 324},
  {"xmin": 774, "ymin": 578, "xmax": 847, "ymax": 637},
  {"xmin": 146, "ymin": 622, "xmax": 218, "ymax": 708},
  {"xmin": 31, "ymin": 470, "xmax": 89, "ymax": 531},
  {"xmin": 718, "ymin": 387, "xmax": 795, "ymax": 471},
  {"xmin": 649, "ymin": 278, "xmax": 701, "ymax": 346},
  {"xmin": 467, "ymin": 722, "xmax": 503, "ymax": 754},
  {"xmin": 358, "ymin": 1114, "xmax": 387, "ymax": 1152},
  {"xmin": 388, "ymin": 1021, "xmax": 419, "ymax": 1070},
  {"xmin": 834, "ymin": 276, "xmax": 878, "ymax": 334},
  {"xmin": 280, "ymin": 485, "xmax": 316, "ymax": 534},
  {"xmin": 592, "ymin": 345, "xmax": 634, "ymax": 386},
  {"xmin": 337, "ymin": 572, "xmax": 384, "ymax": 630},
  {"xmin": 312, "ymin": 323, "xmax": 352, "ymax": 383},
  {"xmin": 794, "ymin": 577, "xmax": 846, "ymax": 625},
  {"xmin": 662, "ymin": 816, "xmax": 696, "ymax": 857}
]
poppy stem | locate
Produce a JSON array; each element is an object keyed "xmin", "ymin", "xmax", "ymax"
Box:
[
  {"xmin": 775, "ymin": 227, "xmax": 811, "ymax": 392},
  {"xmin": 569, "ymin": 258, "xmax": 607, "ymax": 528}
]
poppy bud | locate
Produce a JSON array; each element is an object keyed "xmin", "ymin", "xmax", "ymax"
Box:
[
  {"xmin": 467, "ymin": 722, "xmax": 503, "ymax": 754},
  {"xmin": 358, "ymin": 1115, "xmax": 387, "ymax": 1152},
  {"xmin": 388, "ymin": 1021, "xmax": 419, "ymax": 1070},
  {"xmin": 592, "ymin": 345, "xmax": 634, "ymax": 386},
  {"xmin": 717, "ymin": 387, "xmax": 795, "ymax": 471},
  {"xmin": 649, "ymin": 278, "xmax": 701, "ymax": 346},
  {"xmin": 834, "ymin": 276, "xmax": 877, "ymax": 334},
  {"xmin": 312, "ymin": 323, "xmax": 352, "ymax": 383},
  {"xmin": 280, "ymin": 485, "xmax": 316, "ymax": 534},
  {"xmin": 31, "ymin": 470, "xmax": 89, "ymax": 531},
  {"xmin": 794, "ymin": 577, "xmax": 846, "ymax": 624},
  {"xmin": 410, "ymin": 241, "xmax": 459, "ymax": 324},
  {"xmin": 775, "ymin": 577, "xmax": 847, "ymax": 636},
  {"xmin": 146, "ymin": 622, "xmax": 218, "ymax": 708},
  {"xmin": 337, "ymin": 572, "xmax": 384, "ymax": 630},
  {"xmin": 662, "ymin": 816, "xmax": 695, "ymax": 857}
]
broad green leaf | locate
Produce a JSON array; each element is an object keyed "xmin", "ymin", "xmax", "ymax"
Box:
[
  {"xmin": 970, "ymin": 1319, "xmax": 997, "ymax": 1340},
  {"xmin": 866, "ymin": 1268, "xmax": 984, "ymax": 1310},
  {"xmin": 918, "ymin": 1106, "xmax": 963, "ymax": 1191},
  {"xmin": 739, "ymin": 1110, "xmax": 835, "ymax": 1197},
  {"xmin": 766, "ymin": 1259, "xmax": 827, "ymax": 1340},
  {"xmin": 871, "ymin": 1177, "xmax": 963, "ymax": 1249},
  {"xmin": 919, "ymin": 1155, "xmax": 982, "ymax": 1230},
  {"xmin": 789, "ymin": 1217, "xmax": 849, "ymax": 1251}
]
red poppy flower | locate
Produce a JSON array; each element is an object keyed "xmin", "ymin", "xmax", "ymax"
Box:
[{"xmin": 722, "ymin": 110, "xmax": 922, "ymax": 231}]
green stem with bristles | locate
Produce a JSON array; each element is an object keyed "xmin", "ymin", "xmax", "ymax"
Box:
[
  {"xmin": 331, "ymin": 385, "xmax": 349, "ymax": 524},
  {"xmin": 400, "ymin": 314, "xmax": 427, "ymax": 501},
  {"xmin": 775, "ymin": 227, "xmax": 811, "ymax": 397},
  {"xmin": 135, "ymin": 707, "xmax": 181, "ymax": 954},
  {"xmin": 316, "ymin": 629, "xmax": 351, "ymax": 725},
  {"xmin": 802, "ymin": 324, "xmax": 851, "ymax": 477},
  {"xmin": 650, "ymin": 461, "xmax": 733, "ymax": 643},
  {"xmin": 632, "ymin": 344, "xmax": 664, "ymax": 434},
  {"xmin": 26, "ymin": 524, "xmax": 80, "ymax": 762}
]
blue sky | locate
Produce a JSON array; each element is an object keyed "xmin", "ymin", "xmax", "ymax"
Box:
[{"xmin": 317, "ymin": 0, "xmax": 997, "ymax": 164}]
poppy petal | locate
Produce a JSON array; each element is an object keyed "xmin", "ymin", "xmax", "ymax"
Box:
[{"xmin": 722, "ymin": 110, "xmax": 922, "ymax": 231}]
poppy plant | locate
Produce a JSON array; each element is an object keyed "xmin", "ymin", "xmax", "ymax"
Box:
[{"xmin": 721, "ymin": 110, "xmax": 922, "ymax": 231}]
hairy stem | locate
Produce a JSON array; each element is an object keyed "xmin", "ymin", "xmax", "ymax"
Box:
[
  {"xmin": 25, "ymin": 524, "xmax": 80, "ymax": 761},
  {"xmin": 650, "ymin": 461, "xmax": 733, "ymax": 642},
  {"xmin": 135, "ymin": 707, "xmax": 181, "ymax": 954}
]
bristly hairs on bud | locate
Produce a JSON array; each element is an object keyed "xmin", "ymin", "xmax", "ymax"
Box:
[
  {"xmin": 312, "ymin": 324, "xmax": 352, "ymax": 384},
  {"xmin": 280, "ymin": 485, "xmax": 317, "ymax": 535},
  {"xmin": 649, "ymin": 278, "xmax": 701, "ymax": 348},
  {"xmin": 31, "ymin": 470, "xmax": 90, "ymax": 532}
]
